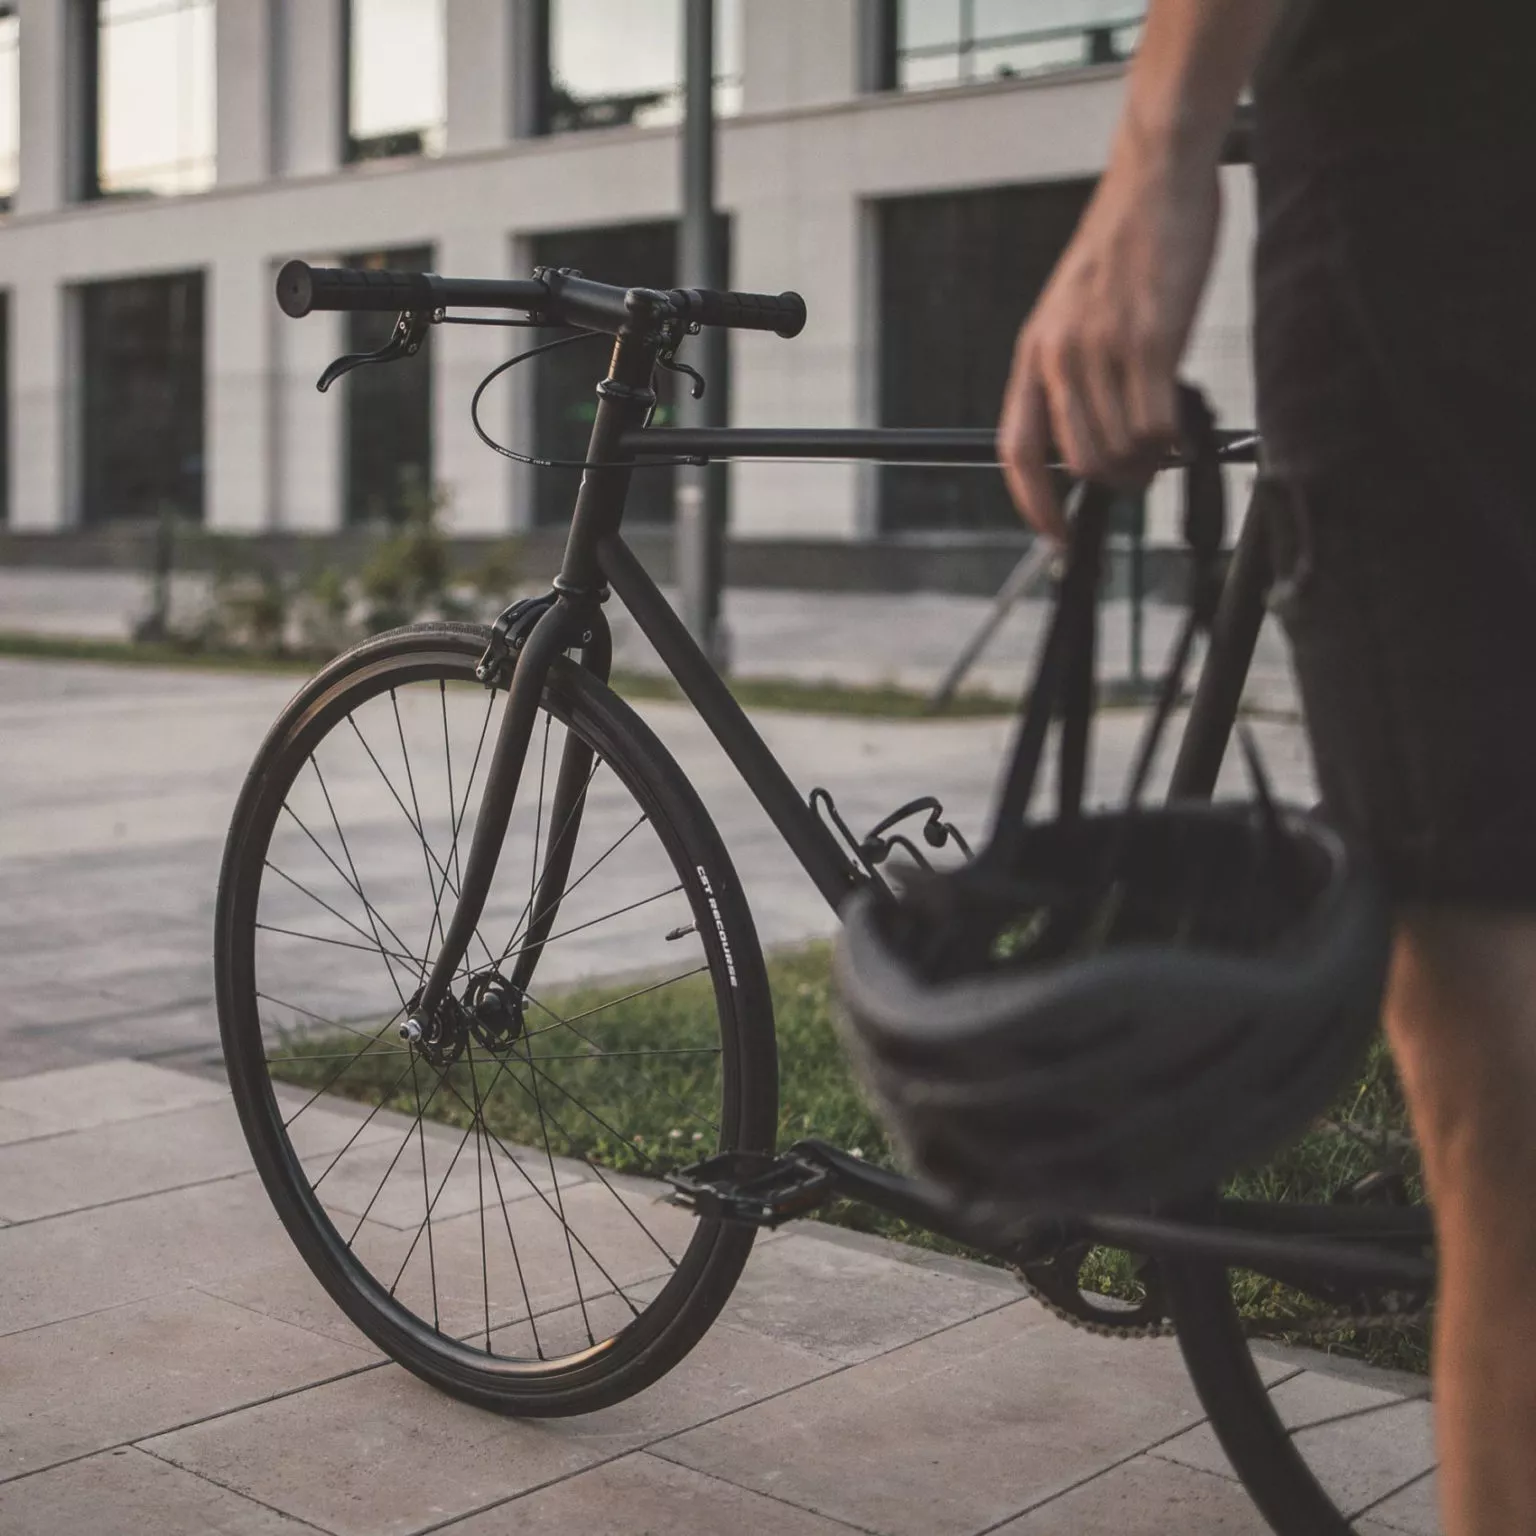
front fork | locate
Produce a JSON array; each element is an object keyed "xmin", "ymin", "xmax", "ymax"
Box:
[{"xmin": 404, "ymin": 320, "xmax": 661, "ymax": 1042}]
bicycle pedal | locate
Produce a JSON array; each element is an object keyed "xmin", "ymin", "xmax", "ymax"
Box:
[{"xmin": 665, "ymin": 1150, "xmax": 834, "ymax": 1228}]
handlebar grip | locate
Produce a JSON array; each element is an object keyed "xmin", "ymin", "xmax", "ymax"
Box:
[
  {"xmin": 670, "ymin": 287, "xmax": 807, "ymax": 339},
  {"xmin": 276, "ymin": 260, "xmax": 433, "ymax": 318}
]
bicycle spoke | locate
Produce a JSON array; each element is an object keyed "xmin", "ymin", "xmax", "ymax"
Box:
[
  {"xmin": 276, "ymin": 802, "xmax": 420, "ymax": 976},
  {"xmin": 495, "ymin": 810, "xmax": 649, "ymax": 970},
  {"xmin": 346, "ymin": 713, "xmax": 498, "ymax": 973},
  {"xmin": 309, "ymin": 758, "xmax": 413, "ymax": 1008},
  {"xmin": 501, "ymin": 1048, "xmax": 679, "ymax": 1271},
  {"xmin": 476, "ymin": 1059, "xmax": 546, "ymax": 1360},
  {"xmin": 306, "ymin": 1056, "xmax": 419, "ymax": 1192},
  {"xmin": 497, "ymin": 882, "xmax": 684, "ymax": 971},
  {"xmin": 280, "ymin": 1005, "xmax": 407, "ymax": 1131},
  {"xmin": 521, "ymin": 966, "xmax": 712, "ymax": 1041},
  {"xmin": 257, "ymin": 990, "xmax": 394, "ymax": 1042},
  {"xmin": 522, "ymin": 977, "xmax": 720, "ymax": 1137},
  {"xmin": 516, "ymin": 1039, "xmax": 593, "ymax": 1346},
  {"xmin": 393, "ymin": 687, "xmax": 453, "ymax": 966},
  {"xmin": 418, "ymin": 1054, "xmax": 641, "ymax": 1317},
  {"xmin": 527, "ymin": 1046, "xmax": 722, "ymax": 1063},
  {"xmin": 490, "ymin": 755, "xmax": 605, "ymax": 969},
  {"xmin": 263, "ymin": 861, "xmax": 416, "ymax": 988},
  {"xmin": 406, "ymin": 1053, "xmax": 442, "ymax": 1331},
  {"xmin": 340, "ymin": 1062, "xmax": 451, "ymax": 1253},
  {"xmin": 255, "ymin": 923, "xmax": 420, "ymax": 969},
  {"xmin": 465, "ymin": 1040, "xmax": 492, "ymax": 1353}
]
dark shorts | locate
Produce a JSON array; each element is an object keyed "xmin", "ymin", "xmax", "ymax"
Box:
[{"xmin": 1253, "ymin": 128, "xmax": 1536, "ymax": 906}]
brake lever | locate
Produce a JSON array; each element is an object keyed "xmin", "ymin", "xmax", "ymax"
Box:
[{"xmin": 316, "ymin": 307, "xmax": 434, "ymax": 393}]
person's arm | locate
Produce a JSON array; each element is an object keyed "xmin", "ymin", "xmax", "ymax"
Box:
[{"xmin": 996, "ymin": 0, "xmax": 1283, "ymax": 538}]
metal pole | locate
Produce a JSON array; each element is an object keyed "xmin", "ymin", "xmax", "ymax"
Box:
[{"xmin": 676, "ymin": 0, "xmax": 729, "ymax": 668}]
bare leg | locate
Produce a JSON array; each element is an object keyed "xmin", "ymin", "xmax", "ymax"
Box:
[{"xmin": 1384, "ymin": 910, "xmax": 1536, "ymax": 1536}]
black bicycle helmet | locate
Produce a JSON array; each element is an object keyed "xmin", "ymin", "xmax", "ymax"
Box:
[{"xmin": 834, "ymin": 390, "xmax": 1392, "ymax": 1219}]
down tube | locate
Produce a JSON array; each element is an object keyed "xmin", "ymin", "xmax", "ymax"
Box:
[{"xmin": 597, "ymin": 534, "xmax": 864, "ymax": 912}]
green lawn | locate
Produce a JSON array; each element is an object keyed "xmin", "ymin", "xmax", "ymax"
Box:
[{"xmin": 269, "ymin": 941, "xmax": 1428, "ymax": 1373}]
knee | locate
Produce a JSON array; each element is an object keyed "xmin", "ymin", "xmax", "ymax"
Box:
[{"xmin": 1385, "ymin": 907, "xmax": 1536, "ymax": 1169}]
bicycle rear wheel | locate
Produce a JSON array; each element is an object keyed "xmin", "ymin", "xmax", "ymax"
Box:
[
  {"xmin": 215, "ymin": 623, "xmax": 777, "ymax": 1415},
  {"xmin": 1161, "ymin": 1110, "xmax": 1436, "ymax": 1534}
]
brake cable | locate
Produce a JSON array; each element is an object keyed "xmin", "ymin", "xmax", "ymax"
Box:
[{"xmin": 469, "ymin": 329, "xmax": 708, "ymax": 472}]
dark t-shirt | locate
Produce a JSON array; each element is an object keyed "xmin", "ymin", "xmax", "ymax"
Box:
[{"xmin": 1255, "ymin": 0, "xmax": 1533, "ymax": 162}]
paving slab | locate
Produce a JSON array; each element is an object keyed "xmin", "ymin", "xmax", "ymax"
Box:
[
  {"xmin": 0, "ymin": 1446, "xmax": 314, "ymax": 1536},
  {"xmin": 711, "ymin": 1226, "xmax": 1013, "ymax": 1364},
  {"xmin": 443, "ymin": 1451, "xmax": 860, "ymax": 1535},
  {"xmin": 0, "ymin": 1060, "xmax": 228, "ymax": 1143},
  {"xmin": 0, "ymin": 1095, "xmax": 397, "ymax": 1222},
  {"xmin": 146, "ymin": 1301, "xmax": 837, "ymax": 1536},
  {"xmin": 1365, "ymin": 1469, "xmax": 1439, "ymax": 1535},
  {"xmin": 658, "ymin": 1299, "xmax": 1207, "ymax": 1536},
  {"xmin": 0, "ymin": 1287, "xmax": 374, "ymax": 1482},
  {"xmin": 992, "ymin": 1452, "xmax": 1272, "ymax": 1534},
  {"xmin": 1156, "ymin": 1368, "xmax": 1436, "ymax": 1525},
  {"xmin": 0, "ymin": 1174, "xmax": 310, "ymax": 1337}
]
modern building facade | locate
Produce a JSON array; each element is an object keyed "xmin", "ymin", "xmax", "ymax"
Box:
[{"xmin": 0, "ymin": 1, "xmax": 1256, "ymax": 549}]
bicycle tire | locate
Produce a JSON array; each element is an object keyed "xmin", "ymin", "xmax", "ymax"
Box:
[
  {"xmin": 1162, "ymin": 1223, "xmax": 1434, "ymax": 1533},
  {"xmin": 215, "ymin": 622, "xmax": 778, "ymax": 1415},
  {"xmin": 1163, "ymin": 1258, "xmax": 1356, "ymax": 1534}
]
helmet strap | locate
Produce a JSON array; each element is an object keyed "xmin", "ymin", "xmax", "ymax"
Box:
[{"xmin": 981, "ymin": 385, "xmax": 1227, "ymax": 872}]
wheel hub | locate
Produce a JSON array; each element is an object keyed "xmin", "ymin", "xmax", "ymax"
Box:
[{"xmin": 400, "ymin": 971, "xmax": 526, "ymax": 1067}]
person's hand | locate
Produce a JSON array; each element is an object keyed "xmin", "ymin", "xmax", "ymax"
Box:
[{"xmin": 996, "ymin": 152, "xmax": 1222, "ymax": 540}]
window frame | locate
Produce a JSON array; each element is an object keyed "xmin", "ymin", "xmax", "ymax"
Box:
[
  {"xmin": 342, "ymin": 0, "xmax": 448, "ymax": 165},
  {"xmin": 84, "ymin": 0, "xmax": 218, "ymax": 201}
]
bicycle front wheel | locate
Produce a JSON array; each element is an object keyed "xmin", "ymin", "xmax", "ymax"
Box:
[{"xmin": 215, "ymin": 623, "xmax": 777, "ymax": 1415}]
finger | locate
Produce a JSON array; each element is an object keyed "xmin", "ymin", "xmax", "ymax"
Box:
[
  {"xmin": 1080, "ymin": 348, "xmax": 1140, "ymax": 481},
  {"xmin": 1124, "ymin": 353, "xmax": 1181, "ymax": 461},
  {"xmin": 998, "ymin": 362, "xmax": 1067, "ymax": 541},
  {"xmin": 1042, "ymin": 336, "xmax": 1117, "ymax": 484}
]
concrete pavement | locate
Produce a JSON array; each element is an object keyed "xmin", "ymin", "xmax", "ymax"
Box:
[
  {"xmin": 0, "ymin": 656, "xmax": 1436, "ymax": 1534},
  {"xmin": 0, "ymin": 1057, "xmax": 1435, "ymax": 1535}
]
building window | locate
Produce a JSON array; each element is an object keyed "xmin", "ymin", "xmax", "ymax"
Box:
[
  {"xmin": 530, "ymin": 221, "xmax": 731, "ymax": 526},
  {"xmin": 544, "ymin": 0, "xmax": 741, "ymax": 135},
  {"xmin": 79, "ymin": 272, "xmax": 205, "ymax": 524},
  {"xmin": 344, "ymin": 247, "xmax": 433, "ymax": 525},
  {"xmin": 347, "ymin": 0, "xmax": 446, "ymax": 162},
  {"xmin": 879, "ymin": 179, "xmax": 1094, "ymax": 534},
  {"xmin": 0, "ymin": 6, "xmax": 17, "ymax": 211},
  {"xmin": 879, "ymin": 0, "xmax": 1142, "ymax": 92},
  {"xmin": 93, "ymin": 0, "xmax": 216, "ymax": 198}
]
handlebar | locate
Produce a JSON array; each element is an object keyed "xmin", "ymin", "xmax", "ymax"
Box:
[{"xmin": 275, "ymin": 259, "xmax": 808, "ymax": 339}]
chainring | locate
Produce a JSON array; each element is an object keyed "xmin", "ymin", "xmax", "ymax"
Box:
[{"xmin": 1014, "ymin": 1241, "xmax": 1173, "ymax": 1338}]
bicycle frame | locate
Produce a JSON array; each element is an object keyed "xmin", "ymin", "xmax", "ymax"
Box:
[{"xmin": 404, "ymin": 325, "xmax": 1432, "ymax": 1302}]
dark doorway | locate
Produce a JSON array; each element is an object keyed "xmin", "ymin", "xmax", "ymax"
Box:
[
  {"xmin": 344, "ymin": 245, "xmax": 434, "ymax": 525},
  {"xmin": 80, "ymin": 271, "xmax": 205, "ymax": 524},
  {"xmin": 878, "ymin": 178, "xmax": 1095, "ymax": 533}
]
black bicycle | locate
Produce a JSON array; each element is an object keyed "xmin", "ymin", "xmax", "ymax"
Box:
[{"xmin": 214, "ymin": 260, "xmax": 1435, "ymax": 1536}]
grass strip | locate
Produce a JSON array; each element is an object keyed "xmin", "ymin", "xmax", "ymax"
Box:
[
  {"xmin": 268, "ymin": 940, "xmax": 1427, "ymax": 1373},
  {"xmin": 0, "ymin": 630, "xmax": 1015, "ymax": 718}
]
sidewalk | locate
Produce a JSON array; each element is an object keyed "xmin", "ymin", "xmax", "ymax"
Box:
[
  {"xmin": 0, "ymin": 1057, "xmax": 1434, "ymax": 1536},
  {"xmin": 0, "ymin": 657, "xmax": 1431, "ymax": 1535},
  {"xmin": 0, "ymin": 565, "xmax": 1303, "ymax": 713}
]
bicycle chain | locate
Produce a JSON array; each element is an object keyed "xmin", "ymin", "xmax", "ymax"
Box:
[{"xmin": 1010, "ymin": 1265, "xmax": 1431, "ymax": 1344}]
